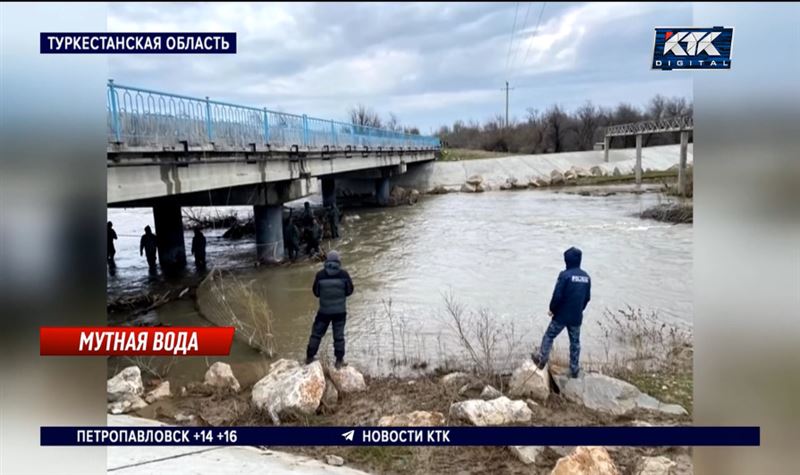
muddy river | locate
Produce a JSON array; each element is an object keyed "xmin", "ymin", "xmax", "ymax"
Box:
[{"xmin": 107, "ymin": 188, "xmax": 692, "ymax": 386}]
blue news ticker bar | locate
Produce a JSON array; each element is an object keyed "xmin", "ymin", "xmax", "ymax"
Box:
[{"xmin": 41, "ymin": 426, "xmax": 760, "ymax": 447}]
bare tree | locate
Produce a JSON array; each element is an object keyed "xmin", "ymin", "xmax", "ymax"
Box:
[
  {"xmin": 348, "ymin": 104, "xmax": 382, "ymax": 128},
  {"xmin": 544, "ymin": 105, "xmax": 572, "ymax": 153},
  {"xmin": 576, "ymin": 101, "xmax": 601, "ymax": 151}
]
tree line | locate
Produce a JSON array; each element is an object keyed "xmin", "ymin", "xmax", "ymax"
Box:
[
  {"xmin": 435, "ymin": 95, "xmax": 692, "ymax": 153},
  {"xmin": 348, "ymin": 104, "xmax": 420, "ymax": 135}
]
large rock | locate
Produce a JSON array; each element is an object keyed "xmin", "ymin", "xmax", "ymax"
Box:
[
  {"xmin": 145, "ymin": 381, "xmax": 171, "ymax": 403},
  {"xmin": 480, "ymin": 385, "xmax": 503, "ymax": 400},
  {"xmin": 508, "ymin": 360, "xmax": 550, "ymax": 401},
  {"xmin": 572, "ymin": 166, "xmax": 592, "ymax": 178},
  {"xmin": 555, "ymin": 373, "xmax": 687, "ymax": 416},
  {"xmin": 636, "ymin": 456, "xmax": 678, "ymax": 475},
  {"xmin": 204, "ymin": 362, "xmax": 241, "ymax": 392},
  {"xmin": 320, "ymin": 378, "xmax": 339, "ymax": 409},
  {"xmin": 108, "ymin": 395, "xmax": 147, "ymax": 415},
  {"xmin": 590, "ymin": 165, "xmax": 607, "ymax": 177},
  {"xmin": 107, "ymin": 366, "xmax": 144, "ymax": 402},
  {"xmin": 551, "ymin": 446, "xmax": 619, "ymax": 475},
  {"xmin": 252, "ymin": 359, "xmax": 326, "ymax": 424},
  {"xmin": 449, "ymin": 397, "xmax": 533, "ymax": 426},
  {"xmin": 509, "ymin": 445, "xmax": 544, "ymax": 465},
  {"xmin": 388, "ymin": 186, "xmax": 420, "ymax": 206},
  {"xmin": 378, "ymin": 411, "xmax": 445, "ymax": 427},
  {"xmin": 550, "ymin": 170, "xmax": 565, "ymax": 185},
  {"xmin": 441, "ymin": 372, "xmax": 471, "ymax": 388},
  {"xmin": 530, "ymin": 176, "xmax": 551, "ymax": 188},
  {"xmin": 466, "ymin": 174, "xmax": 484, "ymax": 186},
  {"xmin": 328, "ymin": 365, "xmax": 366, "ymax": 394}
]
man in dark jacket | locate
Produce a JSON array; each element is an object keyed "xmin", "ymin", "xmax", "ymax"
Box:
[
  {"xmin": 191, "ymin": 228, "xmax": 206, "ymax": 269},
  {"xmin": 533, "ymin": 247, "xmax": 591, "ymax": 378},
  {"xmin": 107, "ymin": 221, "xmax": 118, "ymax": 264},
  {"xmin": 305, "ymin": 250, "xmax": 354, "ymax": 368},
  {"xmin": 139, "ymin": 225, "xmax": 158, "ymax": 269},
  {"xmin": 285, "ymin": 219, "xmax": 301, "ymax": 261}
]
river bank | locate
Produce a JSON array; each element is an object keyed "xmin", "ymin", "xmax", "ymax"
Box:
[{"xmin": 110, "ymin": 334, "xmax": 692, "ymax": 475}]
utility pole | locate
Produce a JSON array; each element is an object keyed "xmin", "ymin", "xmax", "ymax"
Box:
[{"xmin": 504, "ymin": 81, "xmax": 510, "ymax": 128}]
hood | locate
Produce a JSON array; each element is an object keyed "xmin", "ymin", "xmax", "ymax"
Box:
[
  {"xmin": 324, "ymin": 259, "xmax": 341, "ymax": 275},
  {"xmin": 564, "ymin": 247, "xmax": 582, "ymax": 269}
]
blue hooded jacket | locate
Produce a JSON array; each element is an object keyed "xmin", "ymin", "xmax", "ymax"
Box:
[{"xmin": 548, "ymin": 247, "xmax": 591, "ymax": 326}]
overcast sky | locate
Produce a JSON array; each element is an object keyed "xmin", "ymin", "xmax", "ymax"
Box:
[{"xmin": 109, "ymin": 2, "xmax": 693, "ymax": 133}]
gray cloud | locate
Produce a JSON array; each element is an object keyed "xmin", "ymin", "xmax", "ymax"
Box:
[{"xmin": 109, "ymin": 2, "xmax": 692, "ymax": 133}]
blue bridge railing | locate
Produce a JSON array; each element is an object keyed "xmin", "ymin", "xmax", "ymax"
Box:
[{"xmin": 107, "ymin": 80, "xmax": 440, "ymax": 151}]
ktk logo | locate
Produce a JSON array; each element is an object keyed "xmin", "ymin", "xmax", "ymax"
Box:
[
  {"xmin": 663, "ymin": 31, "xmax": 721, "ymax": 56},
  {"xmin": 652, "ymin": 26, "xmax": 733, "ymax": 71}
]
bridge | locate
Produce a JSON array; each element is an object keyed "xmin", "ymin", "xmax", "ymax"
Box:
[
  {"xmin": 603, "ymin": 116, "xmax": 692, "ymax": 193},
  {"xmin": 107, "ymin": 80, "xmax": 440, "ymax": 268}
]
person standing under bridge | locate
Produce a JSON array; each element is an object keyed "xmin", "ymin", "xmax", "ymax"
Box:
[
  {"xmin": 532, "ymin": 247, "xmax": 591, "ymax": 378},
  {"xmin": 139, "ymin": 225, "xmax": 158, "ymax": 270},
  {"xmin": 305, "ymin": 250, "xmax": 354, "ymax": 369},
  {"xmin": 107, "ymin": 221, "xmax": 117, "ymax": 265},
  {"xmin": 191, "ymin": 228, "xmax": 206, "ymax": 270}
]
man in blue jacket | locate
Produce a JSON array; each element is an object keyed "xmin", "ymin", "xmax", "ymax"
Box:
[
  {"xmin": 305, "ymin": 251, "xmax": 354, "ymax": 368},
  {"xmin": 533, "ymin": 247, "xmax": 591, "ymax": 378}
]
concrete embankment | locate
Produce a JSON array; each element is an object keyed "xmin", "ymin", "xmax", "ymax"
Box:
[{"xmin": 393, "ymin": 144, "xmax": 694, "ymax": 192}]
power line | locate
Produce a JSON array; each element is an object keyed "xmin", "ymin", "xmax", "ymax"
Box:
[
  {"xmin": 504, "ymin": 2, "xmax": 521, "ymax": 77},
  {"xmin": 516, "ymin": 2, "xmax": 547, "ymax": 80},
  {"xmin": 508, "ymin": 2, "xmax": 534, "ymax": 77}
]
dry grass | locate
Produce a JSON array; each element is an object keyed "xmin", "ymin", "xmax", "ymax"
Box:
[
  {"xmin": 438, "ymin": 148, "xmax": 516, "ymax": 161},
  {"xmin": 197, "ymin": 269, "xmax": 275, "ymax": 356},
  {"xmin": 121, "ymin": 355, "xmax": 177, "ymax": 380},
  {"xmin": 437, "ymin": 292, "xmax": 526, "ymax": 389},
  {"xmin": 640, "ymin": 203, "xmax": 693, "ymax": 223}
]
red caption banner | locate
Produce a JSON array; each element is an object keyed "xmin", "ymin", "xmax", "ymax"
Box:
[{"xmin": 40, "ymin": 327, "xmax": 235, "ymax": 356}]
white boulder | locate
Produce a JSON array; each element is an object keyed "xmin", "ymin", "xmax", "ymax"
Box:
[
  {"xmin": 204, "ymin": 362, "xmax": 241, "ymax": 392},
  {"xmin": 480, "ymin": 385, "xmax": 503, "ymax": 400},
  {"xmin": 107, "ymin": 366, "xmax": 144, "ymax": 402},
  {"xmin": 328, "ymin": 365, "xmax": 366, "ymax": 394},
  {"xmin": 509, "ymin": 445, "xmax": 544, "ymax": 465},
  {"xmin": 449, "ymin": 397, "xmax": 533, "ymax": 426},
  {"xmin": 508, "ymin": 360, "xmax": 550, "ymax": 401},
  {"xmin": 145, "ymin": 381, "xmax": 171, "ymax": 403},
  {"xmin": 251, "ymin": 359, "xmax": 326, "ymax": 424}
]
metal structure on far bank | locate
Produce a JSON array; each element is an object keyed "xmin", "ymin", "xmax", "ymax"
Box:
[{"xmin": 603, "ymin": 116, "xmax": 693, "ymax": 195}]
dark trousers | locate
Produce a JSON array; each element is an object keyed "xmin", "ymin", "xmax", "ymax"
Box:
[
  {"xmin": 287, "ymin": 243, "xmax": 299, "ymax": 260},
  {"xmin": 538, "ymin": 320, "xmax": 581, "ymax": 375},
  {"xmin": 145, "ymin": 251, "xmax": 157, "ymax": 268},
  {"xmin": 306, "ymin": 312, "xmax": 346, "ymax": 361}
]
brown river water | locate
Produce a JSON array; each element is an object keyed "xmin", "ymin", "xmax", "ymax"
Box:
[{"xmin": 107, "ymin": 187, "xmax": 691, "ymax": 387}]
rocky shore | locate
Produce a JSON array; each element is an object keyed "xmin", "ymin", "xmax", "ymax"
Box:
[{"xmin": 107, "ymin": 354, "xmax": 693, "ymax": 475}]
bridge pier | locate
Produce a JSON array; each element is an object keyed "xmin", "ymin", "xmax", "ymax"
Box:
[
  {"xmin": 321, "ymin": 177, "xmax": 337, "ymax": 207},
  {"xmin": 375, "ymin": 177, "xmax": 391, "ymax": 206},
  {"xmin": 153, "ymin": 201, "xmax": 186, "ymax": 271},
  {"xmin": 254, "ymin": 205, "xmax": 284, "ymax": 263},
  {"xmin": 678, "ymin": 131, "xmax": 689, "ymax": 196},
  {"xmin": 635, "ymin": 134, "xmax": 643, "ymax": 185}
]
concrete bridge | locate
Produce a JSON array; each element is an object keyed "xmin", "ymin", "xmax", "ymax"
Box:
[{"xmin": 106, "ymin": 81, "xmax": 439, "ymax": 269}]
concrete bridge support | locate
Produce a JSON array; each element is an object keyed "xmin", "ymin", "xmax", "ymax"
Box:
[
  {"xmin": 254, "ymin": 205, "xmax": 284, "ymax": 263},
  {"xmin": 678, "ymin": 131, "xmax": 689, "ymax": 196},
  {"xmin": 635, "ymin": 134, "xmax": 643, "ymax": 185},
  {"xmin": 321, "ymin": 177, "xmax": 337, "ymax": 207},
  {"xmin": 375, "ymin": 177, "xmax": 391, "ymax": 206},
  {"xmin": 152, "ymin": 201, "xmax": 186, "ymax": 271}
]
